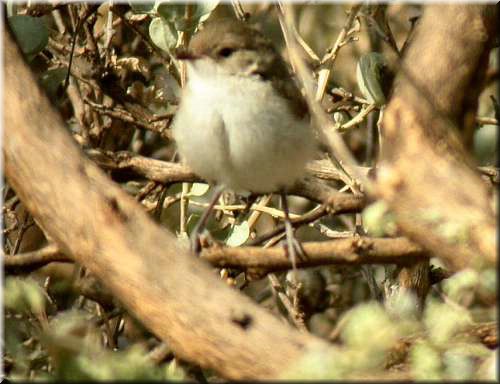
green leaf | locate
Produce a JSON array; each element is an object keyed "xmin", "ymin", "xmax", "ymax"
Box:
[
  {"xmin": 129, "ymin": 2, "xmax": 155, "ymax": 13},
  {"xmin": 77, "ymin": 345, "xmax": 163, "ymax": 380},
  {"xmin": 4, "ymin": 277, "xmax": 46, "ymax": 313},
  {"xmin": 155, "ymin": 1, "xmax": 185, "ymax": 21},
  {"xmin": 44, "ymin": 311, "xmax": 168, "ymax": 380},
  {"xmin": 8, "ymin": 15, "xmax": 49, "ymax": 58},
  {"xmin": 443, "ymin": 349, "xmax": 474, "ymax": 380},
  {"xmin": 473, "ymin": 124, "xmax": 497, "ymax": 165},
  {"xmin": 442, "ymin": 268, "xmax": 478, "ymax": 303},
  {"xmin": 340, "ymin": 302, "xmax": 398, "ymax": 353},
  {"xmin": 155, "ymin": 2, "xmax": 219, "ymax": 32},
  {"xmin": 424, "ymin": 299, "xmax": 471, "ymax": 345},
  {"xmin": 478, "ymin": 268, "xmax": 497, "ymax": 296},
  {"xmin": 281, "ymin": 348, "xmax": 344, "ymax": 379},
  {"xmin": 356, "ymin": 52, "xmax": 387, "ymax": 106},
  {"xmin": 384, "ymin": 289, "xmax": 420, "ymax": 321},
  {"xmin": 193, "ymin": 1, "xmax": 219, "ymax": 21},
  {"xmin": 189, "ymin": 183, "xmax": 210, "ymax": 197},
  {"xmin": 333, "ymin": 111, "xmax": 350, "ymax": 126},
  {"xmin": 410, "ymin": 341, "xmax": 443, "ymax": 380},
  {"xmin": 164, "ymin": 359, "xmax": 186, "ymax": 380},
  {"xmin": 149, "ymin": 17, "xmax": 178, "ymax": 52},
  {"xmin": 225, "ymin": 221, "xmax": 250, "ymax": 247},
  {"xmin": 40, "ymin": 67, "xmax": 67, "ymax": 98},
  {"xmin": 362, "ymin": 201, "xmax": 397, "ymax": 237},
  {"xmin": 24, "ymin": 282, "xmax": 46, "ymax": 314}
]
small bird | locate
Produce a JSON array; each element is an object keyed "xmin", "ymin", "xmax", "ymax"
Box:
[{"xmin": 172, "ymin": 19, "xmax": 316, "ymax": 258}]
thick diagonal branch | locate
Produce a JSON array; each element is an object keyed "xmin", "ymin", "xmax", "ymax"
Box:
[{"xmin": 3, "ymin": 29, "xmax": 333, "ymax": 380}]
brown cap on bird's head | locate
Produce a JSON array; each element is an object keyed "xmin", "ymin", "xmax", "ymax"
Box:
[
  {"xmin": 175, "ymin": 18, "xmax": 308, "ymax": 119},
  {"xmin": 176, "ymin": 19, "xmax": 273, "ymax": 61}
]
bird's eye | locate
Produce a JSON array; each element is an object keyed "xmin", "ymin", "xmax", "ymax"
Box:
[{"xmin": 217, "ymin": 47, "xmax": 235, "ymax": 58}]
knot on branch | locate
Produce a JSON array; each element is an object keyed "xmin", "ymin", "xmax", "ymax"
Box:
[
  {"xmin": 230, "ymin": 309, "xmax": 253, "ymax": 330},
  {"xmin": 114, "ymin": 151, "xmax": 133, "ymax": 163},
  {"xmin": 105, "ymin": 196, "xmax": 129, "ymax": 223},
  {"xmin": 351, "ymin": 236, "xmax": 374, "ymax": 254}
]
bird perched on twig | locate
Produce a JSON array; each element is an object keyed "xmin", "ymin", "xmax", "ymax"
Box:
[{"xmin": 172, "ymin": 19, "xmax": 317, "ymax": 264}]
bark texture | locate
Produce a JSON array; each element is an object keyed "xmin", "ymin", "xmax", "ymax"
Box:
[
  {"xmin": 377, "ymin": 5, "xmax": 498, "ymax": 271},
  {"xmin": 3, "ymin": 29, "xmax": 333, "ymax": 380}
]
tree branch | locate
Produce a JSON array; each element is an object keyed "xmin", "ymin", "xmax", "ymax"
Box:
[
  {"xmin": 5, "ymin": 236, "xmax": 429, "ymax": 274},
  {"xmin": 3, "ymin": 28, "xmax": 334, "ymax": 380},
  {"xmin": 86, "ymin": 149, "xmax": 368, "ymax": 208},
  {"xmin": 203, "ymin": 236, "xmax": 427, "ymax": 271},
  {"xmin": 4, "ymin": 244, "xmax": 71, "ymax": 275},
  {"xmin": 376, "ymin": 5, "xmax": 498, "ymax": 271}
]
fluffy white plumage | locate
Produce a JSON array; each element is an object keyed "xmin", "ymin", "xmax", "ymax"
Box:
[{"xmin": 173, "ymin": 58, "xmax": 315, "ymax": 194}]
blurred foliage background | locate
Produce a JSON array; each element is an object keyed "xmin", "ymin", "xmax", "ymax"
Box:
[{"xmin": 3, "ymin": 1, "xmax": 498, "ymax": 381}]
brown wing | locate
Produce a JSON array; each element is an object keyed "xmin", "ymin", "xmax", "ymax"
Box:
[
  {"xmin": 252, "ymin": 45, "xmax": 310, "ymax": 120},
  {"xmin": 269, "ymin": 72, "xmax": 309, "ymax": 120}
]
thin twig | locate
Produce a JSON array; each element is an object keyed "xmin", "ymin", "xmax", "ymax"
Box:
[
  {"xmin": 329, "ymin": 86, "xmax": 371, "ymax": 105},
  {"xmin": 188, "ymin": 200, "xmax": 301, "ymax": 220},
  {"xmin": 110, "ymin": 5, "xmax": 168, "ymax": 60},
  {"xmin": 231, "ymin": 0, "xmax": 249, "ymax": 21},
  {"xmin": 103, "ymin": 0, "xmax": 115, "ymax": 64},
  {"xmin": 276, "ymin": 4, "xmax": 369, "ymax": 193},
  {"xmin": 135, "ymin": 181, "xmax": 158, "ymax": 202},
  {"xmin": 316, "ymin": 4, "xmax": 362, "ymax": 102},
  {"xmin": 246, "ymin": 195, "xmax": 273, "ymax": 230},
  {"xmin": 180, "ymin": 183, "xmax": 190, "ymax": 236},
  {"xmin": 267, "ymin": 273, "xmax": 307, "ymax": 331},
  {"xmin": 336, "ymin": 103, "xmax": 377, "ymax": 132},
  {"xmin": 477, "ymin": 166, "xmax": 500, "ymax": 184},
  {"xmin": 5, "ymin": 244, "xmax": 71, "ymax": 275},
  {"xmin": 63, "ymin": 4, "xmax": 99, "ymax": 91},
  {"xmin": 148, "ymin": 343, "xmax": 173, "ymax": 365},
  {"xmin": 84, "ymin": 99, "xmax": 173, "ymax": 139},
  {"xmin": 247, "ymin": 205, "xmax": 329, "ymax": 246},
  {"xmin": 476, "ymin": 116, "xmax": 499, "ymax": 126},
  {"xmin": 10, "ymin": 214, "xmax": 34, "ymax": 256}
]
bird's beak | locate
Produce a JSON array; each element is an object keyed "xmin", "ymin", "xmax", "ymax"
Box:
[{"xmin": 175, "ymin": 48, "xmax": 200, "ymax": 61}]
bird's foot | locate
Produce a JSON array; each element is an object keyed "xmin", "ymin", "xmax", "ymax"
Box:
[
  {"xmin": 190, "ymin": 231, "xmax": 202, "ymax": 256},
  {"xmin": 279, "ymin": 192, "xmax": 307, "ymax": 271},
  {"xmin": 190, "ymin": 230, "xmax": 216, "ymax": 256},
  {"xmin": 282, "ymin": 229, "xmax": 307, "ymax": 271}
]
